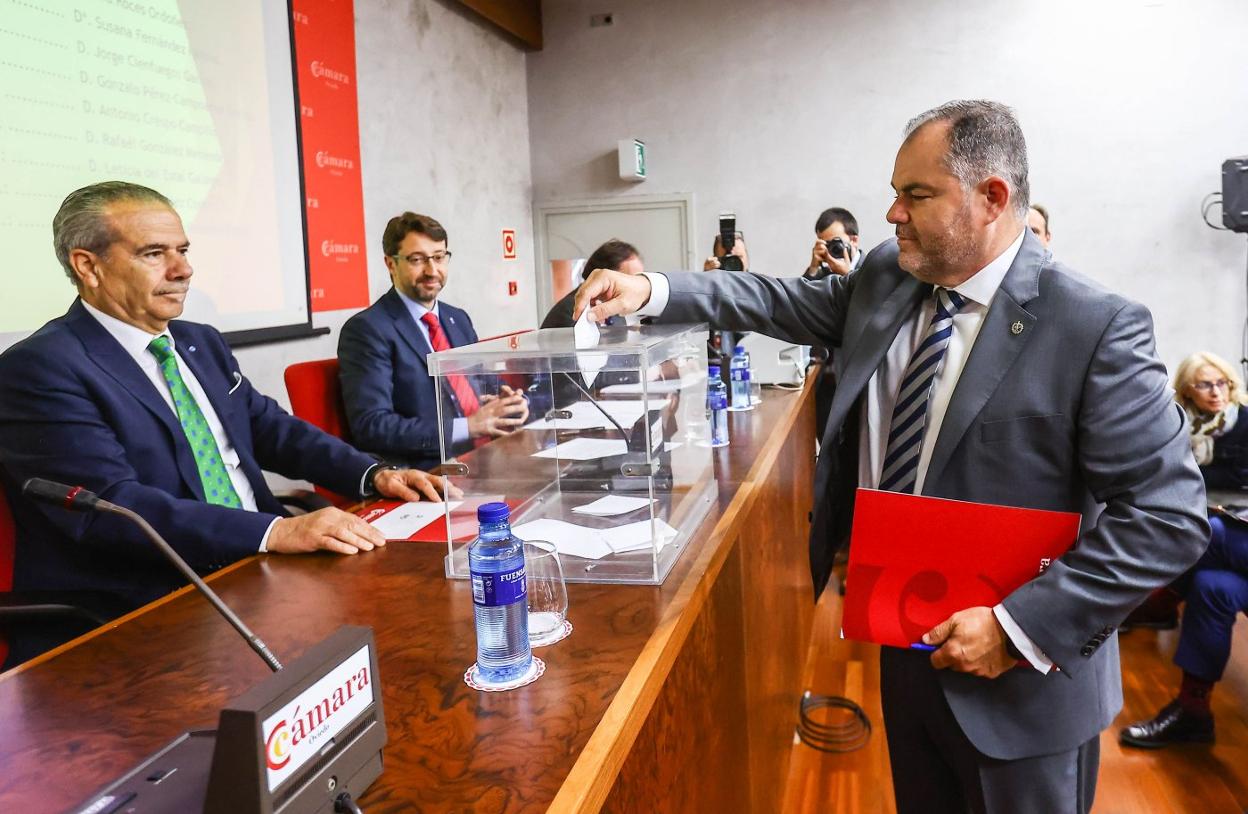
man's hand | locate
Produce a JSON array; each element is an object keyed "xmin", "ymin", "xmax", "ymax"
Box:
[
  {"xmin": 573, "ymin": 268, "xmax": 653, "ymax": 323},
  {"xmin": 467, "ymin": 387, "xmax": 528, "ymax": 438},
  {"xmin": 924, "ymin": 606, "xmax": 1018, "ymax": 679},
  {"xmin": 373, "ymin": 466, "xmax": 455, "ymax": 502},
  {"xmin": 267, "ymin": 507, "xmax": 386, "ymax": 555},
  {"xmin": 807, "ymin": 240, "xmax": 853, "ymax": 278}
]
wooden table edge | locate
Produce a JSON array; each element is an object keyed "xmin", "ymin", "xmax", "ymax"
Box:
[{"xmin": 547, "ymin": 378, "xmax": 815, "ymax": 814}]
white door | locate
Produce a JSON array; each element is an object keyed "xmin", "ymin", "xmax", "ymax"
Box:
[{"xmin": 533, "ymin": 193, "xmax": 696, "ymax": 319}]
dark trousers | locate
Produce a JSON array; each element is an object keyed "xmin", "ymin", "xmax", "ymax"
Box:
[
  {"xmin": 1174, "ymin": 515, "xmax": 1248, "ymax": 682},
  {"xmin": 880, "ymin": 649, "xmax": 1099, "ymax": 814}
]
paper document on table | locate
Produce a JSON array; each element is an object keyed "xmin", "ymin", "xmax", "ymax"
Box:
[
  {"xmin": 600, "ymin": 518, "xmax": 679, "ymax": 553},
  {"xmin": 600, "ymin": 373, "xmax": 706, "ymax": 396},
  {"xmin": 511, "ymin": 518, "xmax": 613, "ymax": 560},
  {"xmin": 524, "ymin": 399, "xmax": 668, "ymax": 431},
  {"xmin": 574, "ymin": 307, "xmax": 607, "ymax": 388},
  {"xmin": 531, "ymin": 437, "xmax": 629, "ymax": 461},
  {"xmin": 572, "ymin": 496, "xmax": 654, "ymax": 516},
  {"xmin": 364, "ymin": 500, "xmax": 462, "ymax": 539}
]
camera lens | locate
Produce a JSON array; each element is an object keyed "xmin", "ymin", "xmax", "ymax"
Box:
[{"xmin": 826, "ymin": 238, "xmax": 848, "ymax": 260}]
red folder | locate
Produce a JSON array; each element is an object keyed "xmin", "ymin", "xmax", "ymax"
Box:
[{"xmin": 842, "ymin": 488, "xmax": 1080, "ymax": 648}]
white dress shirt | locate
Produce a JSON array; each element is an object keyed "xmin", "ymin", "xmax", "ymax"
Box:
[
  {"xmin": 81, "ymin": 302, "xmax": 278, "ymax": 551},
  {"xmin": 639, "ymin": 232, "xmax": 1054, "ymax": 672},
  {"xmin": 394, "ymin": 291, "xmax": 470, "ymax": 445}
]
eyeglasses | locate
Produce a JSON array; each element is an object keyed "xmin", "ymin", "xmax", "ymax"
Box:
[
  {"xmin": 393, "ymin": 251, "xmax": 452, "ymax": 268},
  {"xmin": 1191, "ymin": 379, "xmax": 1230, "ymax": 393}
]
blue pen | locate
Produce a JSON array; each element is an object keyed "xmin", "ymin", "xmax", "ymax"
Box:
[{"xmin": 909, "ymin": 642, "xmax": 936, "ymax": 652}]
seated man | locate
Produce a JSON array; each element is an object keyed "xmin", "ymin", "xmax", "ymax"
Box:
[
  {"xmin": 0, "ymin": 182, "xmax": 445, "ymax": 666},
  {"xmin": 541, "ymin": 239, "xmax": 643, "ymax": 329},
  {"xmin": 338, "ymin": 212, "xmax": 528, "ymax": 469}
]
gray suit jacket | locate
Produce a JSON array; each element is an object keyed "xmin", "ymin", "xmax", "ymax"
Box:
[{"xmin": 659, "ymin": 231, "xmax": 1209, "ymax": 759}]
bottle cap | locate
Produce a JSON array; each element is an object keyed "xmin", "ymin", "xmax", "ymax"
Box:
[
  {"xmin": 708, "ymin": 365, "xmax": 721, "ymax": 376},
  {"xmin": 477, "ymin": 501, "xmax": 510, "ymax": 523},
  {"xmin": 734, "ymin": 345, "xmax": 745, "ymax": 353}
]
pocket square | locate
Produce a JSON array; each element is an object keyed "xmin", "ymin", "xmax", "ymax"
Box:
[{"xmin": 228, "ymin": 371, "xmax": 243, "ymax": 394}]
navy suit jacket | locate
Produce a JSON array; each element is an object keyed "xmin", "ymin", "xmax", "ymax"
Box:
[
  {"xmin": 338, "ymin": 289, "xmax": 479, "ymax": 470},
  {"xmin": 0, "ymin": 300, "xmax": 379, "ymax": 611}
]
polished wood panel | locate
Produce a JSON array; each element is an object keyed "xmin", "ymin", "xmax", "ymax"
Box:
[
  {"xmin": 782, "ymin": 585, "xmax": 1248, "ymax": 814},
  {"xmin": 596, "ymin": 399, "xmax": 818, "ymax": 813},
  {"xmin": 452, "ymin": 0, "xmax": 542, "ymax": 50},
  {"xmin": 0, "ymin": 384, "xmax": 815, "ymax": 813}
]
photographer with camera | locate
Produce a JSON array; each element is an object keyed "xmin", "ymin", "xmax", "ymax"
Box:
[
  {"xmin": 805, "ymin": 206, "xmax": 862, "ymax": 279},
  {"xmin": 703, "ymin": 212, "xmax": 750, "ymax": 271}
]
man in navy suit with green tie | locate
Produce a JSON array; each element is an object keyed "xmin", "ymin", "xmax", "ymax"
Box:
[
  {"xmin": 338, "ymin": 212, "xmax": 528, "ymax": 470},
  {"xmin": 0, "ymin": 182, "xmax": 449, "ymax": 666}
]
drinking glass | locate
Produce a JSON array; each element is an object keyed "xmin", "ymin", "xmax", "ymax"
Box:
[{"xmin": 524, "ymin": 540, "xmax": 569, "ymax": 646}]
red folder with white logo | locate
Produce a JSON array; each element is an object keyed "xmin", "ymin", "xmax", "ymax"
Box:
[{"xmin": 842, "ymin": 488, "xmax": 1081, "ymax": 648}]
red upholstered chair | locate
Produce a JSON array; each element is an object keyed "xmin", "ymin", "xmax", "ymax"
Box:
[{"xmin": 284, "ymin": 359, "xmax": 354, "ymax": 507}]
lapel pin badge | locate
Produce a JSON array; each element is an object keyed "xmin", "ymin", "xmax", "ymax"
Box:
[
  {"xmin": 1010, "ymin": 321, "xmax": 1024, "ymax": 336},
  {"xmin": 188, "ymin": 345, "xmax": 197, "ymax": 352}
]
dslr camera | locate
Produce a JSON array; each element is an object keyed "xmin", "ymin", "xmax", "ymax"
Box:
[
  {"xmin": 717, "ymin": 212, "xmax": 744, "ymax": 271},
  {"xmin": 825, "ymin": 236, "xmax": 851, "ymax": 260}
]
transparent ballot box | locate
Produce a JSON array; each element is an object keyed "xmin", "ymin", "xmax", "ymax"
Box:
[{"xmin": 429, "ymin": 323, "xmax": 717, "ymax": 585}]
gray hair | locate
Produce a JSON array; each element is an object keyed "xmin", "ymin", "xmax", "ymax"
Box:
[
  {"xmin": 52, "ymin": 181, "xmax": 173, "ymax": 281},
  {"xmin": 904, "ymin": 100, "xmax": 1030, "ymax": 218}
]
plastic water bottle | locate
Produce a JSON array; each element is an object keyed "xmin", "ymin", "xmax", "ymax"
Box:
[
  {"xmin": 707, "ymin": 365, "xmax": 730, "ymax": 447},
  {"xmin": 469, "ymin": 502, "xmax": 532, "ymax": 684},
  {"xmin": 729, "ymin": 345, "xmax": 753, "ymax": 412}
]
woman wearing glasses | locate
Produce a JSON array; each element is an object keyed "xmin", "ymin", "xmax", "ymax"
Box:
[{"xmin": 1120, "ymin": 350, "xmax": 1248, "ymax": 748}]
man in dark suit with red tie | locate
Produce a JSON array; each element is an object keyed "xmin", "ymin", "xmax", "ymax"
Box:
[{"xmin": 338, "ymin": 212, "xmax": 528, "ymax": 470}]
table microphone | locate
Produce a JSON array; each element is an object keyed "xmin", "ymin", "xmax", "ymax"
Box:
[{"xmin": 21, "ymin": 477, "xmax": 283, "ymax": 672}]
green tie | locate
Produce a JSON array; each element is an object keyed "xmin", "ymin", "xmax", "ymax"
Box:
[{"xmin": 147, "ymin": 336, "xmax": 243, "ymax": 508}]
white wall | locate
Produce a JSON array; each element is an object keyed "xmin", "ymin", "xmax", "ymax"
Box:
[
  {"xmin": 238, "ymin": 0, "xmax": 536, "ymax": 410},
  {"xmin": 526, "ymin": 0, "xmax": 1248, "ymax": 373}
]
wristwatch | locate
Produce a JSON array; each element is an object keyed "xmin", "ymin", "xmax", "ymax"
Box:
[{"xmin": 361, "ymin": 463, "xmax": 400, "ymax": 498}]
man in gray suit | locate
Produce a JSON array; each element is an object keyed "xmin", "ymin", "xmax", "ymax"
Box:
[{"xmin": 574, "ymin": 100, "xmax": 1208, "ymax": 812}]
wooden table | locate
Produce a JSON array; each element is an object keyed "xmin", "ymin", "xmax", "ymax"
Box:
[{"xmin": 0, "ymin": 383, "xmax": 816, "ymax": 813}]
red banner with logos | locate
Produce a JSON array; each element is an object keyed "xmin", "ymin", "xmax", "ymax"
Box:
[{"xmin": 291, "ymin": 0, "xmax": 369, "ymax": 312}]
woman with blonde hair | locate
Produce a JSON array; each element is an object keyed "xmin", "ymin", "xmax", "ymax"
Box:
[
  {"xmin": 1121, "ymin": 350, "xmax": 1248, "ymax": 749},
  {"xmin": 1172, "ymin": 351, "xmax": 1248, "ymax": 489}
]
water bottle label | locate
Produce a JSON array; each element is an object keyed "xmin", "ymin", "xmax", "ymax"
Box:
[
  {"xmin": 731, "ymin": 367, "xmax": 750, "ymax": 382},
  {"xmin": 708, "ymin": 392, "xmax": 728, "ymax": 410},
  {"xmin": 470, "ymin": 565, "xmax": 527, "ymax": 607}
]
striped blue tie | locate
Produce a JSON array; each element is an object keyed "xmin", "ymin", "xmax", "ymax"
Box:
[{"xmin": 878, "ymin": 287, "xmax": 967, "ymax": 494}]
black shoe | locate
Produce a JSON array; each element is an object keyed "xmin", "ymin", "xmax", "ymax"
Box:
[{"xmin": 1120, "ymin": 701, "xmax": 1214, "ymax": 749}]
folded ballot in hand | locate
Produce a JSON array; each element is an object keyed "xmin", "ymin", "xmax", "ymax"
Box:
[{"xmin": 841, "ymin": 489, "xmax": 1080, "ymax": 649}]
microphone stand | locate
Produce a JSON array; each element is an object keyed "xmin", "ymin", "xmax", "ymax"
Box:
[{"xmin": 94, "ymin": 500, "xmax": 284, "ymax": 672}]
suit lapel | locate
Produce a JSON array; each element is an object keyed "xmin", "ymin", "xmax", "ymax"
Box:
[
  {"xmin": 440, "ymin": 306, "xmax": 471, "ymax": 348},
  {"xmin": 923, "ymin": 234, "xmax": 1046, "ymax": 490},
  {"xmin": 382, "ymin": 288, "xmax": 432, "ymax": 368},
  {"xmin": 65, "ymin": 303, "xmax": 204, "ymax": 498},
  {"xmin": 821, "ymin": 272, "xmax": 927, "ymax": 450}
]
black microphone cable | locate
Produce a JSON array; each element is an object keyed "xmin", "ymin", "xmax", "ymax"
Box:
[
  {"xmin": 335, "ymin": 791, "xmax": 366, "ymax": 814},
  {"xmin": 796, "ymin": 690, "xmax": 872, "ymax": 753}
]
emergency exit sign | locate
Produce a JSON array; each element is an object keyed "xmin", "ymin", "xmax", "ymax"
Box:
[{"xmin": 618, "ymin": 138, "xmax": 646, "ymax": 182}]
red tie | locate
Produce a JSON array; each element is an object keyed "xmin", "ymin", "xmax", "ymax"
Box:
[{"xmin": 421, "ymin": 311, "xmax": 479, "ymax": 416}]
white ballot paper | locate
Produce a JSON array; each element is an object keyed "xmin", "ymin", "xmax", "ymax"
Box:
[
  {"xmin": 600, "ymin": 519, "xmax": 680, "ymax": 554},
  {"xmin": 600, "ymin": 373, "xmax": 706, "ymax": 396},
  {"xmin": 573, "ymin": 307, "xmax": 607, "ymax": 388},
  {"xmin": 511, "ymin": 518, "xmax": 614, "ymax": 560},
  {"xmin": 524, "ymin": 398, "xmax": 668, "ymax": 432},
  {"xmin": 531, "ymin": 437, "xmax": 629, "ymax": 461},
  {"xmin": 572, "ymin": 496, "xmax": 655, "ymax": 516},
  {"xmin": 366, "ymin": 500, "xmax": 462, "ymax": 539}
]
